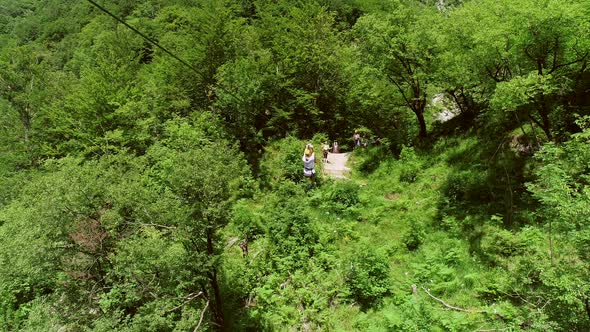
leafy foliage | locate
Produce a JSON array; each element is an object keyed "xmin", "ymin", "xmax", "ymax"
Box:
[
  {"xmin": 346, "ymin": 248, "xmax": 391, "ymax": 308},
  {"xmin": 2, "ymin": 0, "xmax": 590, "ymax": 330}
]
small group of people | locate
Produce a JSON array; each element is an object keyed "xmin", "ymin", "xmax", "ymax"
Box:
[
  {"xmin": 302, "ymin": 141, "xmax": 333, "ymax": 188},
  {"xmin": 302, "ymin": 130, "xmax": 376, "ymax": 188},
  {"xmin": 353, "ymin": 130, "xmax": 371, "ymax": 149}
]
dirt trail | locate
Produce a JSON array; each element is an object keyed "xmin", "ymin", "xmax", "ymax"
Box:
[{"xmin": 323, "ymin": 152, "xmax": 351, "ymax": 179}]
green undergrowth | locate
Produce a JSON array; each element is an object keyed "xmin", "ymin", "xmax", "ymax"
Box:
[{"xmin": 221, "ymin": 136, "xmax": 588, "ymax": 331}]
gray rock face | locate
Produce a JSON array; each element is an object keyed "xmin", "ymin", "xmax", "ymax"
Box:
[{"xmin": 432, "ymin": 93, "xmax": 460, "ymax": 123}]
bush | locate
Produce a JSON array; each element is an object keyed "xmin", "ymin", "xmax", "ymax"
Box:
[
  {"xmin": 402, "ymin": 219, "xmax": 426, "ymax": 251},
  {"xmin": 574, "ymin": 229, "xmax": 590, "ymax": 261},
  {"xmin": 265, "ymin": 199, "xmax": 319, "ymax": 270},
  {"xmin": 357, "ymin": 144, "xmax": 392, "ymax": 175},
  {"xmin": 398, "ymin": 146, "xmax": 421, "ymax": 183},
  {"xmin": 346, "ymin": 249, "xmax": 391, "ymax": 307},
  {"xmin": 327, "ymin": 181, "xmax": 360, "ymax": 208},
  {"xmin": 259, "ymin": 136, "xmax": 306, "ymax": 189},
  {"xmin": 231, "ymin": 200, "xmax": 265, "ymax": 240},
  {"xmin": 308, "ymin": 181, "xmax": 361, "ymax": 218},
  {"xmin": 480, "ymin": 226, "xmax": 526, "ymax": 262},
  {"xmin": 442, "ymin": 168, "xmax": 490, "ymax": 209}
]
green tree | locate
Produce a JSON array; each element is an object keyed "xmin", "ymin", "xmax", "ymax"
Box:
[
  {"xmin": 215, "ymin": 1, "xmax": 349, "ymax": 154},
  {"xmin": 146, "ymin": 115, "xmax": 252, "ymax": 329},
  {"xmin": 439, "ymin": 0, "xmax": 590, "ymax": 140},
  {"xmin": 343, "ymin": 44, "xmax": 414, "ymax": 150},
  {"xmin": 353, "ymin": 2, "xmax": 440, "ymax": 139},
  {"xmin": 0, "ymin": 113, "xmax": 251, "ymax": 330},
  {"xmin": 523, "ymin": 119, "xmax": 590, "ymax": 328},
  {"xmin": 150, "ymin": 0, "xmax": 243, "ymax": 112},
  {"xmin": 0, "ymin": 41, "xmax": 50, "ymax": 153}
]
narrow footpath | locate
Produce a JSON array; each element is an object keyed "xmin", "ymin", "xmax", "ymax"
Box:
[{"xmin": 323, "ymin": 152, "xmax": 351, "ymax": 179}]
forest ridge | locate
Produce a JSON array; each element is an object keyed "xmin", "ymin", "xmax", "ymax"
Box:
[{"xmin": 1, "ymin": 0, "xmax": 590, "ymax": 331}]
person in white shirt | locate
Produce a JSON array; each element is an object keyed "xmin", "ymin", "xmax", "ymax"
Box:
[{"xmin": 302, "ymin": 144, "xmax": 316, "ymax": 187}]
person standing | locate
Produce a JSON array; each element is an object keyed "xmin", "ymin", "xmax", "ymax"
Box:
[
  {"xmin": 302, "ymin": 144, "xmax": 316, "ymax": 188},
  {"xmin": 322, "ymin": 141, "xmax": 330, "ymax": 163},
  {"xmin": 353, "ymin": 130, "xmax": 360, "ymax": 149},
  {"xmin": 361, "ymin": 134, "xmax": 368, "ymax": 148}
]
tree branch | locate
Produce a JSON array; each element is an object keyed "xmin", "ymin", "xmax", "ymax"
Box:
[
  {"xmin": 392, "ymin": 50, "xmax": 415, "ymax": 78},
  {"xmin": 126, "ymin": 221, "xmax": 176, "ymax": 230},
  {"xmin": 194, "ymin": 300, "xmax": 210, "ymax": 332},
  {"xmin": 422, "ymin": 287, "xmax": 487, "ymax": 314},
  {"xmin": 387, "ymin": 73, "xmax": 412, "ymax": 110},
  {"xmin": 168, "ymin": 291, "xmax": 204, "ymax": 313},
  {"xmin": 549, "ymin": 52, "xmax": 589, "ymax": 74},
  {"xmin": 485, "ymin": 65, "xmax": 502, "ymax": 83}
]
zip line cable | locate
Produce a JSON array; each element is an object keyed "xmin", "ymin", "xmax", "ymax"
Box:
[
  {"xmin": 85, "ymin": 0, "xmax": 247, "ymax": 106},
  {"xmin": 85, "ymin": 0, "xmax": 200, "ymax": 75}
]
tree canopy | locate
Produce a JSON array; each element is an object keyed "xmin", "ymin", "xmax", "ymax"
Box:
[{"xmin": 1, "ymin": 0, "xmax": 590, "ymax": 330}]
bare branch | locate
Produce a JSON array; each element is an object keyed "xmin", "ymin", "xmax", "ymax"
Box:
[
  {"xmin": 168, "ymin": 291, "xmax": 204, "ymax": 313},
  {"xmin": 539, "ymin": 299, "xmax": 551, "ymax": 311},
  {"xmin": 422, "ymin": 287, "xmax": 487, "ymax": 314},
  {"xmin": 194, "ymin": 300, "xmax": 210, "ymax": 332},
  {"xmin": 386, "ymin": 73, "xmax": 412, "ymax": 110},
  {"xmin": 126, "ymin": 221, "xmax": 176, "ymax": 230},
  {"xmin": 485, "ymin": 64, "xmax": 502, "ymax": 83}
]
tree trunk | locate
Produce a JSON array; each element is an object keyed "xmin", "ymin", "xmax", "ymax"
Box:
[
  {"xmin": 207, "ymin": 229, "xmax": 225, "ymax": 330},
  {"xmin": 415, "ymin": 109, "xmax": 427, "ymax": 139},
  {"xmin": 412, "ymin": 97, "xmax": 427, "ymax": 139},
  {"xmin": 411, "ymin": 82, "xmax": 427, "ymax": 139},
  {"xmin": 538, "ymin": 95, "xmax": 553, "ymax": 141},
  {"xmin": 208, "ymin": 270, "xmax": 224, "ymax": 330},
  {"xmin": 449, "ymin": 90, "xmax": 465, "ymax": 114},
  {"xmin": 539, "ymin": 109, "xmax": 552, "ymax": 141}
]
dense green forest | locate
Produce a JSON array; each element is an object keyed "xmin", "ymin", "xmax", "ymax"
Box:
[{"xmin": 1, "ymin": 0, "xmax": 590, "ymax": 330}]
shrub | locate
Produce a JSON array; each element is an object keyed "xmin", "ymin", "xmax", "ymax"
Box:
[
  {"xmin": 402, "ymin": 218, "xmax": 426, "ymax": 251},
  {"xmin": 357, "ymin": 144, "xmax": 392, "ymax": 175},
  {"xmin": 327, "ymin": 181, "xmax": 360, "ymax": 208},
  {"xmin": 480, "ymin": 226, "xmax": 526, "ymax": 263},
  {"xmin": 346, "ymin": 249, "xmax": 391, "ymax": 307},
  {"xmin": 259, "ymin": 136, "xmax": 306, "ymax": 189},
  {"xmin": 398, "ymin": 146, "xmax": 421, "ymax": 183},
  {"xmin": 442, "ymin": 168, "xmax": 490, "ymax": 210},
  {"xmin": 231, "ymin": 200, "xmax": 265, "ymax": 241},
  {"xmin": 574, "ymin": 229, "xmax": 590, "ymax": 261},
  {"xmin": 265, "ymin": 199, "xmax": 319, "ymax": 270}
]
